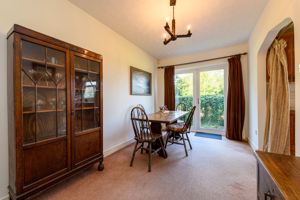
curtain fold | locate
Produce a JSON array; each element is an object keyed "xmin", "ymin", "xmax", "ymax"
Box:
[
  {"xmin": 164, "ymin": 66, "xmax": 175, "ymax": 110},
  {"xmin": 226, "ymin": 55, "xmax": 245, "ymax": 141},
  {"xmin": 263, "ymin": 39, "xmax": 290, "ymax": 155}
]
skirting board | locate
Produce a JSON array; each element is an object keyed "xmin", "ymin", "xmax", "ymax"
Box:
[
  {"xmin": 248, "ymin": 137, "xmax": 258, "ymax": 151},
  {"xmin": 0, "ymin": 195, "xmax": 9, "ymax": 200},
  {"xmin": 104, "ymin": 138, "xmax": 135, "ymax": 157}
]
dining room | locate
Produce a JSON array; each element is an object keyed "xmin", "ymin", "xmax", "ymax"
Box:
[{"xmin": 1, "ymin": 0, "xmax": 300, "ymax": 200}]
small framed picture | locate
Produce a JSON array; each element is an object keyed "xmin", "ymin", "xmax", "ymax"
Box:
[{"xmin": 130, "ymin": 66, "xmax": 152, "ymax": 96}]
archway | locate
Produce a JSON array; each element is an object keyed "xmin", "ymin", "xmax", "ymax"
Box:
[{"xmin": 256, "ymin": 18, "xmax": 294, "ymax": 152}]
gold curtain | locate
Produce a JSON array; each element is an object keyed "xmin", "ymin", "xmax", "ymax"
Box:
[{"xmin": 263, "ymin": 39, "xmax": 290, "ymax": 155}]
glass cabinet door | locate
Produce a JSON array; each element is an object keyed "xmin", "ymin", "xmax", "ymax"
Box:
[
  {"xmin": 21, "ymin": 40, "xmax": 67, "ymax": 144},
  {"xmin": 74, "ymin": 56, "xmax": 101, "ymax": 133}
]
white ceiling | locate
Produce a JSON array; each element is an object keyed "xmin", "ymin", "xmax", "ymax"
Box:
[{"xmin": 69, "ymin": 0, "xmax": 268, "ymax": 59}]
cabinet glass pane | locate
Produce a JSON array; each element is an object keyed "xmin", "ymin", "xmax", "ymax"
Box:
[
  {"xmin": 88, "ymin": 60, "xmax": 99, "ymax": 74},
  {"xmin": 36, "ymin": 113, "xmax": 56, "ymax": 141},
  {"xmin": 73, "ymin": 56, "xmax": 101, "ymax": 132},
  {"xmin": 23, "ymin": 114, "xmax": 36, "ymax": 144},
  {"xmin": 36, "ymin": 89, "xmax": 56, "ymax": 111},
  {"xmin": 22, "ymin": 61, "xmax": 36, "ymax": 86},
  {"xmin": 94, "ymin": 91, "xmax": 100, "ymax": 108},
  {"xmin": 75, "ymin": 72, "xmax": 88, "ymax": 89},
  {"xmin": 58, "ymin": 90, "xmax": 66, "ymax": 110},
  {"xmin": 74, "ymin": 111, "xmax": 82, "ymax": 133},
  {"xmin": 95, "ymin": 108, "xmax": 100, "ymax": 127},
  {"xmin": 35, "ymin": 65, "xmax": 55, "ymax": 87},
  {"xmin": 82, "ymin": 90, "xmax": 99, "ymax": 108},
  {"xmin": 88, "ymin": 73, "xmax": 100, "ymax": 90},
  {"xmin": 22, "ymin": 41, "xmax": 45, "ymax": 62},
  {"xmin": 21, "ymin": 40, "xmax": 67, "ymax": 144},
  {"xmin": 82, "ymin": 83, "xmax": 96, "ymax": 108},
  {"xmin": 47, "ymin": 48, "xmax": 65, "ymax": 67},
  {"xmin": 82, "ymin": 109, "xmax": 97, "ymax": 130},
  {"xmin": 75, "ymin": 90, "xmax": 82, "ymax": 108},
  {"xmin": 23, "ymin": 88, "xmax": 35, "ymax": 113},
  {"xmin": 75, "ymin": 56, "xmax": 88, "ymax": 71},
  {"xmin": 47, "ymin": 67, "xmax": 66, "ymax": 89},
  {"xmin": 58, "ymin": 111, "xmax": 67, "ymax": 136}
]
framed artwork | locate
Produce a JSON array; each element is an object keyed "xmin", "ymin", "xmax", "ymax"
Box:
[{"xmin": 130, "ymin": 66, "xmax": 152, "ymax": 96}]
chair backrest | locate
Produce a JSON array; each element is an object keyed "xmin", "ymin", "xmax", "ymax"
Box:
[
  {"xmin": 131, "ymin": 107, "xmax": 152, "ymax": 141},
  {"xmin": 183, "ymin": 106, "xmax": 196, "ymax": 132},
  {"xmin": 176, "ymin": 103, "xmax": 187, "ymax": 111},
  {"xmin": 136, "ymin": 104, "xmax": 145, "ymax": 111}
]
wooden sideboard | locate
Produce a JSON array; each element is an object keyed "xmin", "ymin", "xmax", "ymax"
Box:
[
  {"xmin": 255, "ymin": 151, "xmax": 300, "ymax": 200},
  {"xmin": 7, "ymin": 24, "xmax": 104, "ymax": 200}
]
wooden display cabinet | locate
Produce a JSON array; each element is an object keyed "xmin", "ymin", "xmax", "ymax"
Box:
[{"xmin": 7, "ymin": 25, "xmax": 103, "ymax": 200}]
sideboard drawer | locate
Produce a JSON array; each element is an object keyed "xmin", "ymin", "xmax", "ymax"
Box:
[{"xmin": 257, "ymin": 162, "xmax": 284, "ymax": 200}]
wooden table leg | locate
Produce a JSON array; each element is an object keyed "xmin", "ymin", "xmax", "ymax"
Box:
[{"xmin": 150, "ymin": 122, "xmax": 168, "ymax": 158}]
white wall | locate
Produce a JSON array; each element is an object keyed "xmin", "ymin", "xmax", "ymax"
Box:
[
  {"xmin": 0, "ymin": 0, "xmax": 157, "ymax": 198},
  {"xmin": 248, "ymin": 0, "xmax": 300, "ymax": 155},
  {"xmin": 157, "ymin": 43, "xmax": 249, "ymax": 138}
]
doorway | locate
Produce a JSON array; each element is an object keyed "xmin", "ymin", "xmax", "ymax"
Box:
[{"xmin": 175, "ymin": 64, "xmax": 228, "ymax": 135}]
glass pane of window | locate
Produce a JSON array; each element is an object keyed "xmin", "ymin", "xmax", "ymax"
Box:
[
  {"xmin": 199, "ymin": 69, "xmax": 224, "ymax": 130},
  {"xmin": 175, "ymin": 73, "xmax": 193, "ymax": 111}
]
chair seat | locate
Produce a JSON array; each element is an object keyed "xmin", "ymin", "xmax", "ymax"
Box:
[
  {"xmin": 137, "ymin": 133, "xmax": 162, "ymax": 142},
  {"xmin": 151, "ymin": 133, "xmax": 162, "ymax": 140},
  {"xmin": 167, "ymin": 123, "xmax": 186, "ymax": 133},
  {"xmin": 177, "ymin": 119, "xmax": 185, "ymax": 124}
]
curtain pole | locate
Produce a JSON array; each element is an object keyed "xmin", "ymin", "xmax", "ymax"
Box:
[{"xmin": 157, "ymin": 52, "xmax": 248, "ymax": 69}]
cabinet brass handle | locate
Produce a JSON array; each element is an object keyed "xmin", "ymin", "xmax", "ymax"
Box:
[{"xmin": 264, "ymin": 191, "xmax": 274, "ymax": 200}]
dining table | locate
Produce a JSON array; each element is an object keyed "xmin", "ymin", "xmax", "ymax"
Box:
[{"xmin": 147, "ymin": 110, "xmax": 189, "ymax": 158}]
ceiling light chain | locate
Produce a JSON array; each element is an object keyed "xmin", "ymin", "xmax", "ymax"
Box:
[{"xmin": 163, "ymin": 0, "xmax": 192, "ymax": 45}]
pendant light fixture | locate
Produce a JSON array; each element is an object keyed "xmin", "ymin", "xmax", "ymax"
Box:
[{"xmin": 163, "ymin": 0, "xmax": 192, "ymax": 45}]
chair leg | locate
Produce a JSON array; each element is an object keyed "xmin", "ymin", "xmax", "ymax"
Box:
[
  {"xmin": 172, "ymin": 132, "xmax": 175, "ymax": 144},
  {"xmin": 141, "ymin": 142, "xmax": 144, "ymax": 154},
  {"xmin": 159, "ymin": 137, "xmax": 167, "ymax": 158},
  {"xmin": 165, "ymin": 132, "xmax": 170, "ymax": 149},
  {"xmin": 130, "ymin": 141, "xmax": 139, "ymax": 167},
  {"xmin": 148, "ymin": 143, "xmax": 152, "ymax": 172},
  {"xmin": 182, "ymin": 134, "xmax": 188, "ymax": 157},
  {"xmin": 186, "ymin": 133, "xmax": 192, "ymax": 150}
]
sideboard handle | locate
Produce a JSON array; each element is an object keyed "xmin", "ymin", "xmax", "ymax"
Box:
[{"xmin": 264, "ymin": 191, "xmax": 274, "ymax": 200}]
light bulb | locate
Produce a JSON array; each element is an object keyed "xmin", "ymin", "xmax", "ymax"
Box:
[
  {"xmin": 166, "ymin": 17, "xmax": 170, "ymax": 23},
  {"xmin": 187, "ymin": 25, "xmax": 191, "ymax": 31},
  {"xmin": 163, "ymin": 33, "xmax": 167, "ymax": 39}
]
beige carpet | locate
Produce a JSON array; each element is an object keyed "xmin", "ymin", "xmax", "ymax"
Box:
[{"xmin": 38, "ymin": 134, "xmax": 257, "ymax": 200}]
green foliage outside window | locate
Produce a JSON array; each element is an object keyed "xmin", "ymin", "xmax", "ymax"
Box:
[{"xmin": 175, "ymin": 70, "xmax": 224, "ymax": 130}]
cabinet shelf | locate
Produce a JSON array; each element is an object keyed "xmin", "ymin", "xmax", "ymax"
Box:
[
  {"xmin": 75, "ymin": 88, "xmax": 100, "ymax": 92},
  {"xmin": 75, "ymin": 68, "xmax": 99, "ymax": 74},
  {"xmin": 22, "ymin": 57, "xmax": 65, "ymax": 69},
  {"xmin": 23, "ymin": 84, "xmax": 65, "ymax": 90},
  {"xmin": 23, "ymin": 109, "xmax": 65, "ymax": 114},
  {"xmin": 76, "ymin": 107, "xmax": 99, "ymax": 111}
]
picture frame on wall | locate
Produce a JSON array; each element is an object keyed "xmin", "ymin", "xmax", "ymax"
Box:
[{"xmin": 130, "ymin": 66, "xmax": 152, "ymax": 96}]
